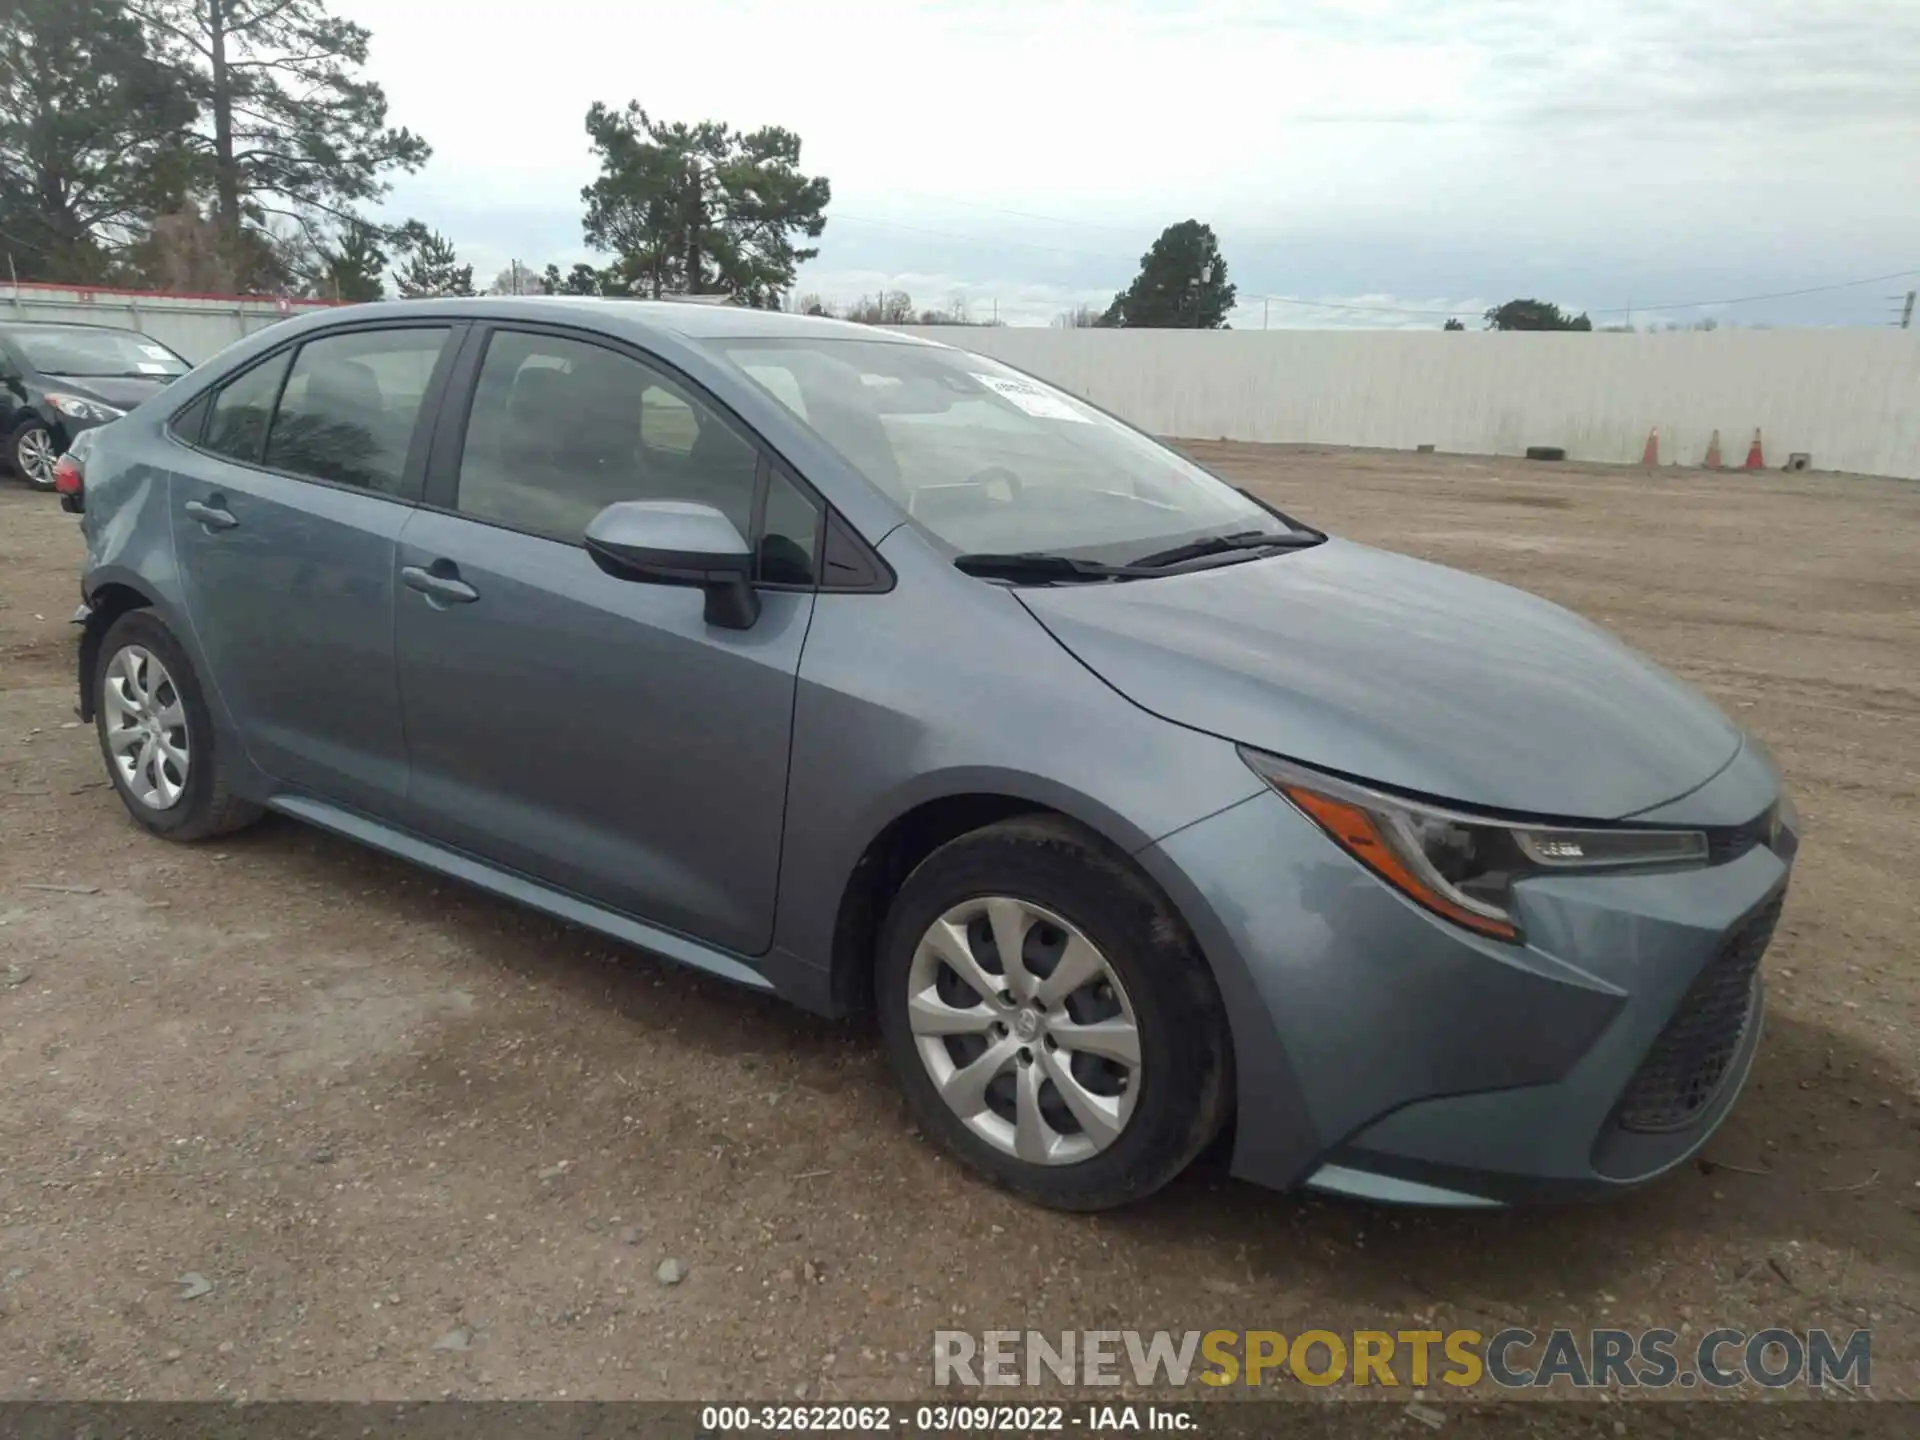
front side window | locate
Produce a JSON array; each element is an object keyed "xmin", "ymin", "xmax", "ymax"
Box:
[
  {"xmin": 263, "ymin": 328, "xmax": 450, "ymax": 496},
  {"xmin": 713, "ymin": 339, "xmax": 1297, "ymax": 564},
  {"xmin": 202, "ymin": 350, "xmax": 293, "ymax": 464},
  {"xmin": 456, "ymin": 329, "xmax": 764, "ymax": 544}
]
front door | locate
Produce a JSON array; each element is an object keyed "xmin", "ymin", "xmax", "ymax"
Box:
[
  {"xmin": 393, "ymin": 326, "xmax": 823, "ymax": 956},
  {"xmin": 170, "ymin": 324, "xmax": 456, "ymax": 816}
]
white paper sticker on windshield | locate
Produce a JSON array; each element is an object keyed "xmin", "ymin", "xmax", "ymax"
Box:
[
  {"xmin": 971, "ymin": 373, "xmax": 1091, "ymax": 422},
  {"xmin": 135, "ymin": 361, "xmax": 170, "ymax": 374},
  {"xmin": 139, "ymin": 343, "xmax": 173, "ymax": 360}
]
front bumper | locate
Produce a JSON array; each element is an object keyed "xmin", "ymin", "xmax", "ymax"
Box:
[{"xmin": 1143, "ymin": 741, "xmax": 1796, "ymax": 1205}]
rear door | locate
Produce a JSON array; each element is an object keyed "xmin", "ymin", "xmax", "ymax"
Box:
[
  {"xmin": 170, "ymin": 323, "xmax": 460, "ymax": 816},
  {"xmin": 392, "ymin": 324, "xmax": 822, "ymax": 955}
]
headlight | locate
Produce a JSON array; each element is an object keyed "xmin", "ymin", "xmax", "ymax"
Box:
[
  {"xmin": 45, "ymin": 393, "xmax": 125, "ymax": 422},
  {"xmin": 1241, "ymin": 749, "xmax": 1709, "ymax": 942}
]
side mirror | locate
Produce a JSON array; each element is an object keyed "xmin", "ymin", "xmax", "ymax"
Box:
[{"xmin": 584, "ymin": 500, "xmax": 760, "ymax": 630}]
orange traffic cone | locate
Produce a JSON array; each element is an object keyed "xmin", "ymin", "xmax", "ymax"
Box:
[
  {"xmin": 1743, "ymin": 428, "xmax": 1765, "ymax": 470},
  {"xmin": 1641, "ymin": 426, "xmax": 1660, "ymax": 466},
  {"xmin": 1703, "ymin": 430, "xmax": 1723, "ymax": 470}
]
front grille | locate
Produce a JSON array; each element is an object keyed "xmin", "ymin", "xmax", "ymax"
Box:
[{"xmin": 1615, "ymin": 892, "xmax": 1783, "ymax": 1133}]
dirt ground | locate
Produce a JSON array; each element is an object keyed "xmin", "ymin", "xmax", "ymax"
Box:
[{"xmin": 1, "ymin": 445, "xmax": 1915, "ymax": 1406}]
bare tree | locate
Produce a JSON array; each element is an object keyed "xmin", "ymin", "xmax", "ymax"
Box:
[
  {"xmin": 488, "ymin": 259, "xmax": 540, "ymax": 295},
  {"xmin": 843, "ymin": 290, "xmax": 915, "ymax": 325},
  {"xmin": 915, "ymin": 296, "xmax": 972, "ymax": 325},
  {"xmin": 1053, "ymin": 303, "xmax": 1103, "ymax": 328}
]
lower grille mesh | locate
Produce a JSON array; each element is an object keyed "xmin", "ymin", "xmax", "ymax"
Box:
[{"xmin": 1615, "ymin": 893, "xmax": 1783, "ymax": 1134}]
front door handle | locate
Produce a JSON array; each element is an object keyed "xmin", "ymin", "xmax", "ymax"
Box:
[
  {"xmin": 184, "ymin": 498, "xmax": 237, "ymax": 532},
  {"xmin": 401, "ymin": 563, "xmax": 479, "ymax": 606}
]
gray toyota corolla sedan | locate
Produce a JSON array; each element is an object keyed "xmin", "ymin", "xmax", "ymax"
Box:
[{"xmin": 73, "ymin": 299, "xmax": 1798, "ymax": 1211}]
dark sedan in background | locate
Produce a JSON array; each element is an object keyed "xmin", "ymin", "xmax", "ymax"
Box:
[{"xmin": 1, "ymin": 320, "xmax": 190, "ymax": 488}]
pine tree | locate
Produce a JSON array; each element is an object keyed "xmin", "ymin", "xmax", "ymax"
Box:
[
  {"xmin": 581, "ymin": 102, "xmax": 829, "ymax": 306},
  {"xmin": 132, "ymin": 1, "xmax": 428, "ymax": 262},
  {"xmin": 391, "ymin": 228, "xmax": 472, "ymax": 298},
  {"xmin": 1100, "ymin": 221, "xmax": 1236, "ymax": 329},
  {"xmin": 0, "ymin": 0, "xmax": 197, "ymax": 282}
]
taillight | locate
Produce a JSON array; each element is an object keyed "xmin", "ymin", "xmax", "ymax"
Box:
[{"xmin": 52, "ymin": 454, "xmax": 84, "ymax": 496}]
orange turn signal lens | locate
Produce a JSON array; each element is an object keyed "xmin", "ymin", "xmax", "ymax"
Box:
[{"xmin": 1278, "ymin": 784, "xmax": 1520, "ymax": 941}]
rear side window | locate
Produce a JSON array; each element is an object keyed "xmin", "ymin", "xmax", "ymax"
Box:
[
  {"xmin": 202, "ymin": 350, "xmax": 293, "ymax": 463},
  {"xmin": 263, "ymin": 328, "xmax": 450, "ymax": 497}
]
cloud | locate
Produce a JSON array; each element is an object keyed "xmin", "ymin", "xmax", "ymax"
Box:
[{"xmin": 349, "ymin": 0, "xmax": 1920, "ymax": 325}]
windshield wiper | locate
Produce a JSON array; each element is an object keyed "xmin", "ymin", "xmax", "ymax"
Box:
[
  {"xmin": 1126, "ymin": 527, "xmax": 1325, "ymax": 570},
  {"xmin": 956, "ymin": 525, "xmax": 1328, "ymax": 585},
  {"xmin": 953, "ymin": 552, "xmax": 1150, "ymax": 584}
]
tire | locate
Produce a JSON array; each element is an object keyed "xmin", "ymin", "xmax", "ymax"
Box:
[
  {"xmin": 10, "ymin": 420, "xmax": 58, "ymax": 490},
  {"xmin": 92, "ymin": 610, "xmax": 263, "ymax": 842},
  {"xmin": 876, "ymin": 816, "xmax": 1232, "ymax": 1211}
]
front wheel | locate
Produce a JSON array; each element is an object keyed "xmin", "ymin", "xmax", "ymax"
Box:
[
  {"xmin": 10, "ymin": 421, "xmax": 58, "ymax": 489},
  {"xmin": 877, "ymin": 816, "xmax": 1232, "ymax": 1211},
  {"xmin": 92, "ymin": 610, "xmax": 262, "ymax": 841}
]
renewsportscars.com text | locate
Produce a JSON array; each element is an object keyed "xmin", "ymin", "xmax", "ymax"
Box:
[{"xmin": 933, "ymin": 1327, "xmax": 1871, "ymax": 1391}]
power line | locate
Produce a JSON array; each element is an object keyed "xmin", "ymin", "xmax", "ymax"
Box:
[
  {"xmin": 1243, "ymin": 294, "xmax": 1463, "ymax": 317},
  {"xmin": 1594, "ymin": 267, "xmax": 1920, "ymax": 315}
]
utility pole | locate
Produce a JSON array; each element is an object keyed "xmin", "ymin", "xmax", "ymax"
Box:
[
  {"xmin": 1263, "ymin": 297, "xmax": 1270, "ymax": 330},
  {"xmin": 1895, "ymin": 290, "xmax": 1916, "ymax": 329}
]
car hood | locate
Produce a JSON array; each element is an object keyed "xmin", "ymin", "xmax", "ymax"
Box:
[
  {"xmin": 42, "ymin": 373, "xmax": 175, "ymax": 410},
  {"xmin": 1018, "ymin": 538, "xmax": 1742, "ymax": 820}
]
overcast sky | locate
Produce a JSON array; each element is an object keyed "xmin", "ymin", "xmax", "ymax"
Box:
[{"xmin": 342, "ymin": 0, "xmax": 1920, "ymax": 328}]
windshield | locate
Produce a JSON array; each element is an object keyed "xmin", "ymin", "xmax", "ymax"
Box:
[
  {"xmin": 8, "ymin": 326, "xmax": 190, "ymax": 379},
  {"xmin": 711, "ymin": 337, "xmax": 1296, "ymax": 563}
]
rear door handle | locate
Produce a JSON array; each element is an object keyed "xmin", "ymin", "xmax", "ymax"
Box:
[
  {"xmin": 401, "ymin": 563, "xmax": 479, "ymax": 606},
  {"xmin": 183, "ymin": 498, "xmax": 237, "ymax": 532}
]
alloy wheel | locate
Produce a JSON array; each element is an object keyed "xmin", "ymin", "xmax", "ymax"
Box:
[
  {"xmin": 16, "ymin": 427, "xmax": 56, "ymax": 487},
  {"xmin": 906, "ymin": 896, "xmax": 1142, "ymax": 1165},
  {"xmin": 102, "ymin": 645, "xmax": 190, "ymax": 809}
]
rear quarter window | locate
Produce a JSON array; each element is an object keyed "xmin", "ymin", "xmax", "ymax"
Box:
[
  {"xmin": 167, "ymin": 392, "xmax": 212, "ymax": 446},
  {"xmin": 202, "ymin": 350, "xmax": 294, "ymax": 464}
]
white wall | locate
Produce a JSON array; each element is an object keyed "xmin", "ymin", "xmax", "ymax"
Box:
[
  {"xmin": 3, "ymin": 283, "xmax": 341, "ymax": 364},
  {"xmin": 13, "ymin": 284, "xmax": 1914, "ymax": 480},
  {"xmin": 895, "ymin": 327, "xmax": 1920, "ymax": 480}
]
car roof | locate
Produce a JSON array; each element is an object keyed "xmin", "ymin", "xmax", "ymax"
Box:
[{"xmin": 268, "ymin": 295, "xmax": 949, "ymax": 349}]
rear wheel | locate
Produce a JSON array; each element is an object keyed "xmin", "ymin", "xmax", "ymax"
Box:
[
  {"xmin": 10, "ymin": 421, "xmax": 58, "ymax": 489},
  {"xmin": 877, "ymin": 816, "xmax": 1231, "ymax": 1210},
  {"xmin": 93, "ymin": 610, "xmax": 262, "ymax": 841}
]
